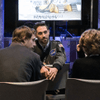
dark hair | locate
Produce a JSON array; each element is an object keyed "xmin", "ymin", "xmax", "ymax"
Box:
[
  {"xmin": 24, "ymin": 22, "xmax": 34, "ymax": 28},
  {"xmin": 34, "ymin": 22, "xmax": 48, "ymax": 31},
  {"xmin": 12, "ymin": 25, "xmax": 33, "ymax": 43},
  {"xmin": 24, "ymin": 22, "xmax": 35, "ymax": 33}
]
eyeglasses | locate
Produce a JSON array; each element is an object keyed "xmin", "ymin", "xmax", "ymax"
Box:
[{"xmin": 37, "ymin": 30, "xmax": 48, "ymax": 35}]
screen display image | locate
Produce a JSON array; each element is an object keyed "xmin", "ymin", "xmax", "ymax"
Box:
[{"xmin": 18, "ymin": 0, "xmax": 81, "ymax": 20}]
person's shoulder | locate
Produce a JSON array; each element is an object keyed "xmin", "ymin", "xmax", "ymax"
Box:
[
  {"xmin": 50, "ymin": 40, "xmax": 63, "ymax": 45},
  {"xmin": 74, "ymin": 57, "xmax": 91, "ymax": 65},
  {"xmin": 0, "ymin": 46, "xmax": 12, "ymax": 53},
  {"xmin": 31, "ymin": 51, "xmax": 40, "ymax": 58},
  {"xmin": 22, "ymin": 47, "xmax": 40, "ymax": 58},
  {"xmin": 50, "ymin": 40, "xmax": 64, "ymax": 48},
  {"xmin": 75, "ymin": 57, "xmax": 88, "ymax": 61},
  {"xmin": 0, "ymin": 47, "xmax": 7, "ymax": 54},
  {"xmin": 51, "ymin": 40, "xmax": 61, "ymax": 43}
]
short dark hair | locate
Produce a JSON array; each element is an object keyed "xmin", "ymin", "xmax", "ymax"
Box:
[
  {"xmin": 24, "ymin": 22, "xmax": 35, "ymax": 33},
  {"xmin": 12, "ymin": 25, "xmax": 33, "ymax": 43},
  {"xmin": 24, "ymin": 22, "xmax": 34, "ymax": 28},
  {"xmin": 34, "ymin": 22, "xmax": 48, "ymax": 31}
]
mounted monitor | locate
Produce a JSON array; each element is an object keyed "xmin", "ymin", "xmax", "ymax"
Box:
[{"xmin": 18, "ymin": 0, "xmax": 81, "ymax": 21}]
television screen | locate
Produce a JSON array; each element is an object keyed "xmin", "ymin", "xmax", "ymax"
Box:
[{"xmin": 18, "ymin": 0, "xmax": 81, "ymax": 20}]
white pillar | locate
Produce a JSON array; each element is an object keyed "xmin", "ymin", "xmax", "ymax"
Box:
[{"xmin": 0, "ymin": 0, "xmax": 4, "ymax": 48}]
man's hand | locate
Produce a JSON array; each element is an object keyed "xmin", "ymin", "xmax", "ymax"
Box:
[
  {"xmin": 40, "ymin": 66, "xmax": 58, "ymax": 81},
  {"xmin": 40, "ymin": 66, "xmax": 49, "ymax": 78},
  {"xmin": 47, "ymin": 67, "xmax": 58, "ymax": 81}
]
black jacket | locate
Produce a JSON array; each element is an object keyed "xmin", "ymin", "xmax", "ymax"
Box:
[{"xmin": 71, "ymin": 55, "xmax": 100, "ymax": 79}]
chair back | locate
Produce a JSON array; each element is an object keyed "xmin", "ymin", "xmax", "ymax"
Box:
[
  {"xmin": 0, "ymin": 79, "xmax": 48, "ymax": 100},
  {"xmin": 47, "ymin": 63, "xmax": 69, "ymax": 90},
  {"xmin": 65, "ymin": 78, "xmax": 100, "ymax": 100}
]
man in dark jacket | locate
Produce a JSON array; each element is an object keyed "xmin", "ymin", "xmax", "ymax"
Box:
[
  {"xmin": 0, "ymin": 25, "xmax": 42, "ymax": 82},
  {"xmin": 33, "ymin": 22, "xmax": 66, "ymax": 94},
  {"xmin": 34, "ymin": 22, "xmax": 66, "ymax": 80}
]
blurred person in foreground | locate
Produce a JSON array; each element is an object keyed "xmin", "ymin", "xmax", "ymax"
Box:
[
  {"xmin": 72, "ymin": 29, "xmax": 100, "ymax": 79},
  {"xmin": 0, "ymin": 25, "xmax": 43, "ymax": 82}
]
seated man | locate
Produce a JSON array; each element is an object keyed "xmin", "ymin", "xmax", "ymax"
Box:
[
  {"xmin": 71, "ymin": 29, "xmax": 100, "ymax": 79},
  {"xmin": 0, "ymin": 25, "xmax": 42, "ymax": 82},
  {"xmin": 33, "ymin": 22, "xmax": 67, "ymax": 94}
]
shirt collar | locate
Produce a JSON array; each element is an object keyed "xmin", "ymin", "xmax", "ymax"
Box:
[
  {"xmin": 89, "ymin": 54, "xmax": 99, "ymax": 57},
  {"xmin": 39, "ymin": 40, "xmax": 50, "ymax": 51}
]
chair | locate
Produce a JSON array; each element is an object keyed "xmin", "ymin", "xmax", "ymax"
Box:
[
  {"xmin": 46, "ymin": 63, "xmax": 70, "ymax": 100},
  {"xmin": 0, "ymin": 79, "xmax": 48, "ymax": 100},
  {"xmin": 65, "ymin": 78, "xmax": 100, "ymax": 100}
]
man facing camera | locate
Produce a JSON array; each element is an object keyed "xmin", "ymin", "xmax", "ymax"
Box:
[
  {"xmin": 0, "ymin": 25, "xmax": 42, "ymax": 82},
  {"xmin": 34, "ymin": 22, "xmax": 66, "ymax": 81},
  {"xmin": 33, "ymin": 22, "xmax": 66, "ymax": 94}
]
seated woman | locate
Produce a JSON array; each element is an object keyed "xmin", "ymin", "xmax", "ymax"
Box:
[{"xmin": 71, "ymin": 29, "xmax": 100, "ymax": 79}]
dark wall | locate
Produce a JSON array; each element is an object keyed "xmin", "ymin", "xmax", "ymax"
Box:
[
  {"xmin": 93, "ymin": 0, "xmax": 98, "ymax": 28},
  {"xmin": 4, "ymin": 0, "xmax": 17, "ymax": 36},
  {"xmin": 4, "ymin": 0, "xmax": 98, "ymax": 37},
  {"xmin": 67, "ymin": 0, "xmax": 98, "ymax": 36},
  {"xmin": 4, "ymin": 0, "xmax": 16, "ymax": 31}
]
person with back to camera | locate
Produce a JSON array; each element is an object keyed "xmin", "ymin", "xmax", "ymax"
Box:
[
  {"xmin": 0, "ymin": 25, "xmax": 45, "ymax": 82},
  {"xmin": 71, "ymin": 29, "xmax": 100, "ymax": 79},
  {"xmin": 33, "ymin": 22, "xmax": 67, "ymax": 94},
  {"xmin": 76, "ymin": 28, "xmax": 100, "ymax": 58}
]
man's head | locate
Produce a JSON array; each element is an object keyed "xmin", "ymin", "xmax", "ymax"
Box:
[
  {"xmin": 34, "ymin": 22, "xmax": 50, "ymax": 46},
  {"xmin": 12, "ymin": 25, "xmax": 36, "ymax": 49},
  {"xmin": 79, "ymin": 29, "xmax": 100, "ymax": 56},
  {"xmin": 24, "ymin": 21, "xmax": 35, "ymax": 33}
]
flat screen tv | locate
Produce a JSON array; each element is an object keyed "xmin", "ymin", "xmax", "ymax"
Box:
[{"xmin": 18, "ymin": 0, "xmax": 82, "ymax": 20}]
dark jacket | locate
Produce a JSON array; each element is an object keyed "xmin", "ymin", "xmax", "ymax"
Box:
[
  {"xmin": 0, "ymin": 43, "xmax": 41, "ymax": 82},
  {"xmin": 34, "ymin": 40, "xmax": 66, "ymax": 71},
  {"xmin": 71, "ymin": 55, "xmax": 100, "ymax": 79}
]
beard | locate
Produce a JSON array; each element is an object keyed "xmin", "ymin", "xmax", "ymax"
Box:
[{"xmin": 40, "ymin": 37, "xmax": 48, "ymax": 45}]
